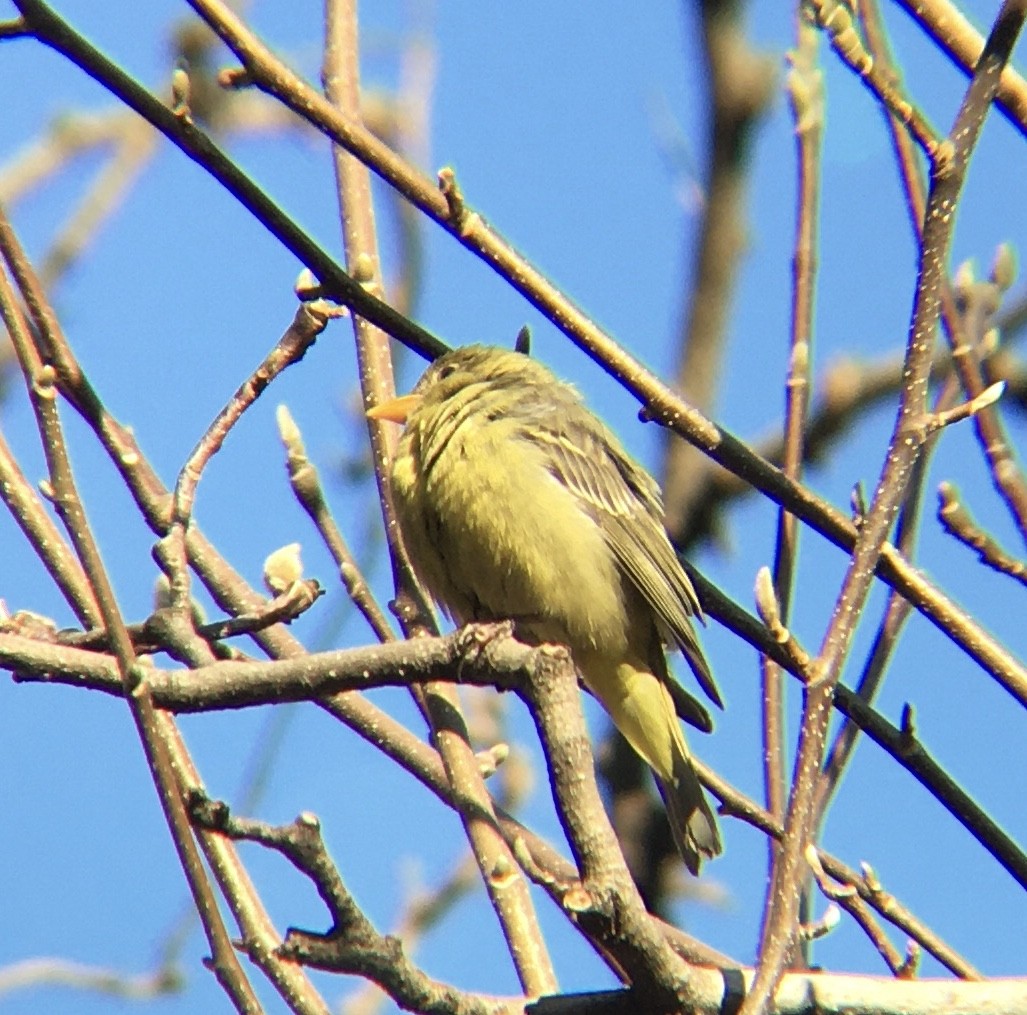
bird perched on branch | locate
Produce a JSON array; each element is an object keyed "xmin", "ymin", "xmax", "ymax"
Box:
[{"xmin": 368, "ymin": 343, "xmax": 723, "ymax": 874}]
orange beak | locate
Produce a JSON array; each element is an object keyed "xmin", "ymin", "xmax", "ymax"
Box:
[{"xmin": 366, "ymin": 393, "xmax": 421, "ymax": 424}]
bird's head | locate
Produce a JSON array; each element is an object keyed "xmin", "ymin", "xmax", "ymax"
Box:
[{"xmin": 366, "ymin": 344, "xmax": 554, "ymax": 424}]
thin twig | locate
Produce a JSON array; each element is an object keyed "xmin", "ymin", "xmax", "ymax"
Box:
[
  {"xmin": 809, "ymin": 0, "xmax": 942, "ymax": 156},
  {"xmin": 172, "ymin": 299, "xmax": 340, "ymax": 528},
  {"xmin": 276, "ymin": 404, "xmax": 395, "ymax": 641},
  {"xmin": 938, "ymin": 481, "xmax": 1027, "ymax": 586},
  {"xmin": 805, "ymin": 847, "xmax": 908, "ymax": 977},
  {"xmin": 774, "ymin": 15, "xmax": 825, "ymax": 962},
  {"xmin": 763, "ymin": 6, "xmax": 823, "ymax": 898},
  {"xmin": 0, "ymin": 425, "xmax": 101, "ymax": 626}
]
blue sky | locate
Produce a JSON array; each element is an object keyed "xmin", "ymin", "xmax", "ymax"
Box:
[{"xmin": 1, "ymin": 2, "xmax": 1025, "ymax": 1012}]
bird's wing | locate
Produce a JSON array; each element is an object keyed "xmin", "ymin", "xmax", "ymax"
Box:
[{"xmin": 531, "ymin": 413, "xmax": 723, "ymax": 710}]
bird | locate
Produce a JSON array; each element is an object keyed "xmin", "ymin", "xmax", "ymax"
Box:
[{"xmin": 368, "ymin": 343, "xmax": 722, "ymax": 874}]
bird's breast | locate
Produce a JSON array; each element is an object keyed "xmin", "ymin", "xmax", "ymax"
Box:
[{"xmin": 394, "ymin": 421, "xmax": 630, "ymax": 655}]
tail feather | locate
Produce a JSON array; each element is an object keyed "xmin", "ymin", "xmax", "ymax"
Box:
[
  {"xmin": 581, "ymin": 651, "xmax": 722, "ymax": 874},
  {"xmin": 656, "ymin": 751, "xmax": 722, "ymax": 876}
]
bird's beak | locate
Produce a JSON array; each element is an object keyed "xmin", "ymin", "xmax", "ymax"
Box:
[{"xmin": 366, "ymin": 393, "xmax": 421, "ymax": 424}]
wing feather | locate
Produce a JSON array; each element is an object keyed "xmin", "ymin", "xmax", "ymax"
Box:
[{"xmin": 528, "ymin": 405, "xmax": 723, "ymax": 710}]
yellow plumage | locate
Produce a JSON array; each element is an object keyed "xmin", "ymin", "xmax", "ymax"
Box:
[{"xmin": 372, "ymin": 344, "xmax": 722, "ymax": 874}]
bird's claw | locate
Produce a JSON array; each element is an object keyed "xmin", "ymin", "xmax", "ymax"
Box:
[{"xmin": 455, "ymin": 619, "xmax": 515, "ymax": 661}]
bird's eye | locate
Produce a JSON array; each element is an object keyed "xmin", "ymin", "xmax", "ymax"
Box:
[{"xmin": 436, "ymin": 362, "xmax": 457, "ymax": 380}]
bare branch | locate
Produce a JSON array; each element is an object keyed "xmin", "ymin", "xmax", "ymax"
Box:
[
  {"xmin": 189, "ymin": 797, "xmax": 523, "ymax": 1015},
  {"xmin": 938, "ymin": 481, "xmax": 1027, "ymax": 584}
]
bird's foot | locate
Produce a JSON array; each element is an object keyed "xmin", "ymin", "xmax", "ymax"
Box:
[{"xmin": 455, "ymin": 619, "xmax": 516, "ymax": 660}]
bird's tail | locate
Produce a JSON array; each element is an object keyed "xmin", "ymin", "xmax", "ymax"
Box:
[
  {"xmin": 583, "ymin": 653, "xmax": 721, "ymax": 875},
  {"xmin": 655, "ymin": 749, "xmax": 721, "ymax": 876}
]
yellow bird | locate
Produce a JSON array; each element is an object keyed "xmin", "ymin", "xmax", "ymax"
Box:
[{"xmin": 369, "ymin": 344, "xmax": 722, "ymax": 874}]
